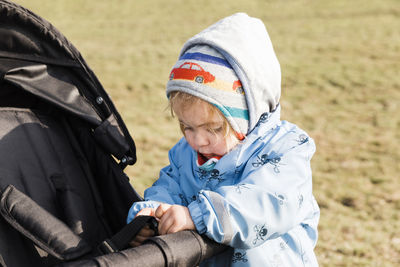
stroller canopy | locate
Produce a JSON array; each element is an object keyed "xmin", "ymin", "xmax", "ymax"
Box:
[{"xmin": 0, "ymin": 0, "xmax": 136, "ymax": 166}]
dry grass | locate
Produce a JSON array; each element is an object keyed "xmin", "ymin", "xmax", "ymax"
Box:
[{"xmin": 12, "ymin": 0, "xmax": 400, "ymax": 265}]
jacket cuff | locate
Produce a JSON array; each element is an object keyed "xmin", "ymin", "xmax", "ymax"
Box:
[
  {"xmin": 188, "ymin": 201, "xmax": 206, "ymax": 234},
  {"xmin": 126, "ymin": 201, "xmax": 160, "ymax": 224}
]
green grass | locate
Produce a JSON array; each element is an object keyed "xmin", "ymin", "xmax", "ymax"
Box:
[{"xmin": 12, "ymin": 0, "xmax": 400, "ymax": 265}]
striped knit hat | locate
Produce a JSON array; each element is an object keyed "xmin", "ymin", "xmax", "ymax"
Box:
[{"xmin": 166, "ymin": 45, "xmax": 249, "ymax": 139}]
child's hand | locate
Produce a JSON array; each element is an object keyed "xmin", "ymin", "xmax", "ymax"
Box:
[
  {"xmin": 155, "ymin": 204, "xmax": 195, "ymax": 235},
  {"xmin": 129, "ymin": 225, "xmax": 155, "ymax": 247},
  {"xmin": 129, "ymin": 208, "xmax": 156, "ymax": 247}
]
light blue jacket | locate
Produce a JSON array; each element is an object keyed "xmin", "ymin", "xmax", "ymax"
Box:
[
  {"xmin": 127, "ymin": 106, "xmax": 320, "ymax": 266},
  {"xmin": 128, "ymin": 13, "xmax": 319, "ymax": 266}
]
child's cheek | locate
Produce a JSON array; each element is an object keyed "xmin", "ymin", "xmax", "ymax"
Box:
[{"xmin": 185, "ymin": 133, "xmax": 197, "ymax": 151}]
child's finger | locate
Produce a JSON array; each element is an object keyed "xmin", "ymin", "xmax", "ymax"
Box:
[
  {"xmin": 129, "ymin": 240, "xmax": 141, "ymax": 247},
  {"xmin": 137, "ymin": 226, "xmax": 155, "ymax": 237},
  {"xmin": 158, "ymin": 210, "xmax": 175, "ymax": 235},
  {"xmin": 133, "ymin": 235, "xmax": 147, "ymax": 243},
  {"xmin": 136, "ymin": 207, "xmax": 155, "ymax": 217},
  {"xmin": 155, "ymin": 203, "xmax": 171, "ymax": 219},
  {"xmin": 134, "ymin": 232, "xmax": 154, "ymax": 243},
  {"xmin": 129, "ymin": 227, "xmax": 155, "ymax": 246}
]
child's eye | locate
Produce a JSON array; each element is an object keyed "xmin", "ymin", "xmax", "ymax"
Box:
[
  {"xmin": 208, "ymin": 127, "xmax": 223, "ymax": 133},
  {"xmin": 179, "ymin": 122, "xmax": 192, "ymax": 132}
]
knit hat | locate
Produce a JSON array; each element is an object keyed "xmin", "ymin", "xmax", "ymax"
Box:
[{"xmin": 166, "ymin": 45, "xmax": 249, "ymax": 139}]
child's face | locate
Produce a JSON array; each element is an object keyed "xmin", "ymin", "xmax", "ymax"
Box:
[{"xmin": 174, "ymin": 100, "xmax": 239, "ymax": 159}]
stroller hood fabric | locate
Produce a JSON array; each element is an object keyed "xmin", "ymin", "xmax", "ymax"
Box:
[{"xmin": 0, "ymin": 0, "xmax": 136, "ymax": 165}]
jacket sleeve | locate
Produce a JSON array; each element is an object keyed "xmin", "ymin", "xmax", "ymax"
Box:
[
  {"xmin": 127, "ymin": 141, "xmax": 186, "ymax": 222},
  {"xmin": 188, "ymin": 135, "xmax": 319, "ymax": 249}
]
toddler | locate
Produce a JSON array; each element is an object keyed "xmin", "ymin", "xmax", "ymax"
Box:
[{"xmin": 127, "ymin": 13, "xmax": 320, "ymax": 266}]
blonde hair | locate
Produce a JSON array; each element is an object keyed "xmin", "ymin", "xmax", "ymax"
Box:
[{"xmin": 168, "ymin": 91, "xmax": 236, "ymax": 139}]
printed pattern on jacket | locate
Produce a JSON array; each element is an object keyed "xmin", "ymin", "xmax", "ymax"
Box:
[{"xmin": 128, "ymin": 106, "xmax": 320, "ymax": 266}]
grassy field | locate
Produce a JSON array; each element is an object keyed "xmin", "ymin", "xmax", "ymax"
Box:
[{"xmin": 12, "ymin": 0, "xmax": 400, "ymax": 265}]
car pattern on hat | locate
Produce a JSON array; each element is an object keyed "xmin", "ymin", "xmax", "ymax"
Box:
[{"xmin": 169, "ymin": 62, "xmax": 215, "ymax": 84}]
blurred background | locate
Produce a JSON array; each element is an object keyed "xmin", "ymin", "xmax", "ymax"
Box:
[{"xmin": 12, "ymin": 0, "xmax": 400, "ymax": 265}]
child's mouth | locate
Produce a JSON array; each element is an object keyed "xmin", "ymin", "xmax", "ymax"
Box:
[
  {"xmin": 200, "ymin": 153, "xmax": 222, "ymax": 160},
  {"xmin": 202, "ymin": 153, "xmax": 213, "ymax": 159}
]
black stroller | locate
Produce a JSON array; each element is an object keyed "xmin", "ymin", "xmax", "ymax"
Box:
[{"xmin": 0, "ymin": 1, "xmax": 225, "ymax": 266}]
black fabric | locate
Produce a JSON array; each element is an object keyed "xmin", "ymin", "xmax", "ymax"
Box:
[
  {"xmin": 0, "ymin": 107, "xmax": 226, "ymax": 267},
  {"xmin": 0, "ymin": 0, "xmax": 137, "ymax": 165},
  {"xmin": 0, "ymin": 1, "xmax": 228, "ymax": 266},
  {"xmin": 98, "ymin": 215, "xmax": 158, "ymax": 255},
  {"xmin": 0, "ymin": 185, "xmax": 91, "ymax": 260},
  {"xmin": 0, "ymin": 57, "xmax": 136, "ymax": 164},
  {"xmin": 0, "ymin": 255, "xmax": 5, "ymax": 267},
  {"xmin": 145, "ymin": 231, "xmax": 227, "ymax": 267},
  {"xmin": 0, "ymin": 108, "xmax": 111, "ymax": 236},
  {"xmin": 4, "ymin": 62, "xmax": 103, "ymax": 126},
  {"xmin": 0, "ymin": 0, "xmax": 77, "ymax": 62},
  {"xmin": 0, "ymin": 107, "xmax": 108, "ymax": 266},
  {"xmin": 94, "ymin": 115, "xmax": 130, "ymax": 160},
  {"xmin": 67, "ymin": 117, "xmax": 142, "ymax": 233},
  {"xmin": 59, "ymin": 231, "xmax": 227, "ymax": 267},
  {"xmin": 59, "ymin": 243, "xmax": 168, "ymax": 267}
]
